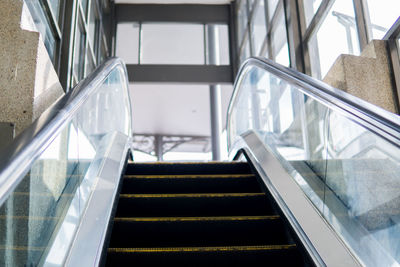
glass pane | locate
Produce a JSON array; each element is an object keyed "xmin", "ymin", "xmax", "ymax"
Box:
[
  {"xmin": 25, "ymin": 1, "xmax": 57, "ymax": 61},
  {"xmin": 217, "ymin": 24, "xmax": 230, "ymax": 65},
  {"xmin": 81, "ymin": 0, "xmax": 89, "ymax": 17},
  {"xmin": 0, "ymin": 63, "xmax": 132, "ymax": 265},
  {"xmin": 48, "ymin": 0, "xmax": 61, "ymax": 21},
  {"xmin": 240, "ymin": 34, "xmax": 251, "ymax": 65},
  {"xmin": 271, "ymin": 8, "xmax": 290, "ymax": 66},
  {"xmin": 85, "ymin": 49, "xmax": 95, "ymax": 77},
  {"xmin": 251, "ymin": 1, "xmax": 267, "ymax": 56},
  {"xmin": 303, "ymin": 0, "xmax": 323, "ymax": 26},
  {"xmin": 365, "ymin": 0, "xmax": 400, "ymax": 39},
  {"xmin": 99, "ymin": 39, "xmax": 108, "ymax": 64},
  {"xmin": 308, "ymin": 0, "xmax": 360, "ymax": 79},
  {"xmin": 141, "ymin": 23, "xmax": 205, "ymax": 65},
  {"xmin": 73, "ymin": 18, "xmax": 86, "ymax": 81},
  {"xmin": 116, "ymin": 23, "xmax": 139, "ymax": 64},
  {"xmin": 228, "ymin": 63, "xmax": 400, "ymax": 266},
  {"xmin": 324, "ymin": 110, "xmax": 400, "ymax": 266},
  {"xmin": 248, "ymin": 0, "xmax": 255, "ymax": 11},
  {"xmin": 0, "ymin": 123, "xmax": 79, "ymax": 266},
  {"xmin": 237, "ymin": 0, "xmax": 248, "ymax": 46},
  {"xmin": 88, "ymin": 1, "xmax": 99, "ymax": 51},
  {"xmin": 267, "ymin": 0, "xmax": 279, "ymax": 21}
]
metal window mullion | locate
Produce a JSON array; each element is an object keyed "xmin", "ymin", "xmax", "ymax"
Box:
[
  {"xmin": 86, "ymin": 39, "xmax": 97, "ymax": 67},
  {"xmin": 138, "ymin": 22, "xmax": 143, "ymax": 65},
  {"xmin": 238, "ymin": 27, "xmax": 250, "ymax": 57},
  {"xmin": 59, "ymin": 0, "xmax": 79, "ymax": 91},
  {"xmin": 257, "ymin": 0, "xmax": 269, "ymax": 57},
  {"xmin": 229, "ymin": 1, "xmax": 240, "ymax": 77},
  {"xmin": 301, "ymin": 0, "xmax": 333, "ymax": 76},
  {"xmin": 203, "ymin": 24, "xmax": 208, "ymax": 65},
  {"xmin": 41, "ymin": 0, "xmax": 63, "ymax": 39},
  {"xmin": 284, "ymin": 0, "xmax": 305, "ymax": 72},
  {"xmin": 268, "ymin": 0, "xmax": 284, "ymax": 35},
  {"xmin": 267, "ymin": 0, "xmax": 285, "ymax": 61},
  {"xmin": 353, "ymin": 0, "xmax": 370, "ymax": 50},
  {"xmin": 387, "ymin": 40, "xmax": 400, "ymax": 113},
  {"xmin": 302, "ymin": 0, "xmax": 334, "ymax": 44},
  {"xmin": 249, "ymin": 0, "xmax": 263, "ymax": 56},
  {"xmin": 78, "ymin": 0, "xmax": 88, "ymax": 26},
  {"xmin": 245, "ymin": 0, "xmax": 255, "ymax": 56},
  {"xmin": 383, "ymin": 17, "xmax": 400, "ymax": 40}
]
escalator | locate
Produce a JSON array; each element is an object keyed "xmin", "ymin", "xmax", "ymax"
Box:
[
  {"xmin": 105, "ymin": 162, "xmax": 311, "ymax": 266},
  {"xmin": 0, "ymin": 56, "xmax": 399, "ymax": 266}
]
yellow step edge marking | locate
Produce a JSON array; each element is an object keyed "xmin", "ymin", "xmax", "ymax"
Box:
[
  {"xmin": 130, "ymin": 161, "xmax": 246, "ymax": 165},
  {"xmin": 108, "ymin": 245, "xmax": 296, "ymax": 253},
  {"xmin": 120, "ymin": 193, "xmax": 265, "ymax": 198},
  {"xmin": 124, "ymin": 174, "xmax": 255, "ymax": 179},
  {"xmin": 114, "ymin": 215, "xmax": 280, "ymax": 222}
]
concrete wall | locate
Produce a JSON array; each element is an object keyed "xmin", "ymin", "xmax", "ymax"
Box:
[
  {"xmin": 323, "ymin": 40, "xmax": 398, "ymax": 114},
  {"xmin": 0, "ymin": 0, "xmax": 64, "ymax": 138}
]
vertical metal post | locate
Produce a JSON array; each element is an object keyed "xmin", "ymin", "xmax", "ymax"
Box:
[
  {"xmin": 207, "ymin": 25, "xmax": 222, "ymax": 161},
  {"xmin": 155, "ymin": 135, "xmax": 163, "ymax": 161}
]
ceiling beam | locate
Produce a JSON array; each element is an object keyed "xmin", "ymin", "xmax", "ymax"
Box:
[
  {"xmin": 126, "ymin": 64, "xmax": 233, "ymax": 83},
  {"xmin": 116, "ymin": 4, "xmax": 230, "ymax": 23}
]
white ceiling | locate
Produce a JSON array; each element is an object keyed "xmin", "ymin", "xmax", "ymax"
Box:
[
  {"xmin": 115, "ymin": 0, "xmax": 232, "ymax": 4},
  {"xmin": 130, "ymin": 83, "xmax": 233, "ymax": 137}
]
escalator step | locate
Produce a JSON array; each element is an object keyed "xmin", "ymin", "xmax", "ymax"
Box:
[
  {"xmin": 121, "ymin": 174, "xmax": 261, "ymax": 193},
  {"xmin": 106, "ymin": 245, "xmax": 303, "ymax": 266},
  {"xmin": 126, "ymin": 162, "xmax": 252, "ymax": 175},
  {"xmin": 109, "ymin": 215, "xmax": 289, "ymax": 247},
  {"xmin": 115, "ymin": 193, "xmax": 275, "ymax": 217}
]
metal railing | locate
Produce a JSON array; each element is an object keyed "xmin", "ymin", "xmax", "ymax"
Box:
[
  {"xmin": 228, "ymin": 57, "xmax": 400, "ymax": 266},
  {"xmin": 0, "ymin": 57, "xmax": 132, "ymax": 266}
]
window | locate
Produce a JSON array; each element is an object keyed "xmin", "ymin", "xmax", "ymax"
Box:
[
  {"xmin": 141, "ymin": 23, "xmax": 205, "ymax": 65},
  {"xmin": 250, "ymin": 1, "xmax": 267, "ymax": 56},
  {"xmin": 307, "ymin": 0, "xmax": 360, "ymax": 78},
  {"xmin": 364, "ymin": 0, "xmax": 400, "ymax": 39},
  {"xmin": 271, "ymin": 7, "xmax": 290, "ymax": 67},
  {"xmin": 302, "ymin": 0, "xmax": 323, "ymax": 26}
]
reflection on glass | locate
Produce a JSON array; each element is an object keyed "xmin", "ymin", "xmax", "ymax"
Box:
[
  {"xmin": 88, "ymin": 1, "xmax": 99, "ymax": 50},
  {"xmin": 237, "ymin": 0, "xmax": 248, "ymax": 46},
  {"xmin": 240, "ymin": 35, "xmax": 251, "ymax": 64},
  {"xmin": 0, "ymin": 63, "xmax": 131, "ymax": 265},
  {"xmin": 229, "ymin": 63, "xmax": 400, "ymax": 266},
  {"xmin": 141, "ymin": 23, "xmax": 205, "ymax": 64},
  {"xmin": 99, "ymin": 40, "xmax": 108, "ymax": 64},
  {"xmin": 81, "ymin": 0, "xmax": 89, "ymax": 16},
  {"xmin": 267, "ymin": 0, "xmax": 279, "ymax": 21},
  {"xmin": 0, "ymin": 123, "xmax": 79, "ymax": 266},
  {"xmin": 308, "ymin": 0, "xmax": 360, "ymax": 79},
  {"xmin": 73, "ymin": 20, "xmax": 86, "ymax": 81},
  {"xmin": 251, "ymin": 1, "xmax": 267, "ymax": 56},
  {"xmin": 271, "ymin": 8, "xmax": 290, "ymax": 66},
  {"xmin": 324, "ymin": 110, "xmax": 400, "ymax": 266},
  {"xmin": 25, "ymin": 1, "xmax": 57, "ymax": 61},
  {"xmin": 365, "ymin": 0, "xmax": 400, "ymax": 39},
  {"xmin": 48, "ymin": 0, "xmax": 61, "ymax": 21},
  {"xmin": 303, "ymin": 0, "xmax": 323, "ymax": 26},
  {"xmin": 85, "ymin": 49, "xmax": 95, "ymax": 78}
]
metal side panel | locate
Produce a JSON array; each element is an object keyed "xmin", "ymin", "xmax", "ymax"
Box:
[{"xmin": 232, "ymin": 131, "xmax": 361, "ymax": 267}]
